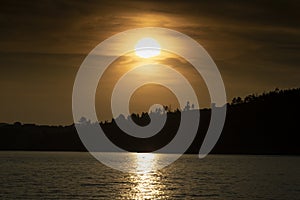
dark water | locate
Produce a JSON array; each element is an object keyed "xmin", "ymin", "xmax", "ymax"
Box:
[{"xmin": 0, "ymin": 152, "xmax": 299, "ymax": 199}]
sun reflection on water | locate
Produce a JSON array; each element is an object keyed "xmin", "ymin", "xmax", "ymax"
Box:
[
  {"xmin": 128, "ymin": 153, "xmax": 168, "ymax": 199},
  {"xmin": 135, "ymin": 153, "xmax": 156, "ymax": 174}
]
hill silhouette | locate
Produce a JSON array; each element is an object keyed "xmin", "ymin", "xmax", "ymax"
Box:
[{"xmin": 0, "ymin": 88, "xmax": 299, "ymax": 154}]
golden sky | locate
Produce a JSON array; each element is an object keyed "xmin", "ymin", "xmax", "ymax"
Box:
[
  {"xmin": 95, "ymin": 51, "xmax": 209, "ymax": 121},
  {"xmin": 0, "ymin": 0, "xmax": 299, "ymax": 124}
]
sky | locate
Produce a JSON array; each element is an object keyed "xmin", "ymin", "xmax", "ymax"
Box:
[{"xmin": 0, "ymin": 0, "xmax": 299, "ymax": 125}]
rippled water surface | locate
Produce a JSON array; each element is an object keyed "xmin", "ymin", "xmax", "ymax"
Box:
[{"xmin": 0, "ymin": 152, "xmax": 299, "ymax": 199}]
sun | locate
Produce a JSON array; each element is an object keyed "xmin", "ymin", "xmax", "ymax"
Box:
[{"xmin": 135, "ymin": 37, "xmax": 161, "ymax": 58}]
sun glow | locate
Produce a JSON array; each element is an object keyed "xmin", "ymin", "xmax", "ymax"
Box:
[{"xmin": 135, "ymin": 37, "xmax": 161, "ymax": 58}]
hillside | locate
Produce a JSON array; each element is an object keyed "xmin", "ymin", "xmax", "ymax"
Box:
[{"xmin": 0, "ymin": 88, "xmax": 299, "ymax": 154}]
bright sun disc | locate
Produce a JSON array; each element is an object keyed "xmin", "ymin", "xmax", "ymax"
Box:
[{"xmin": 135, "ymin": 37, "xmax": 161, "ymax": 58}]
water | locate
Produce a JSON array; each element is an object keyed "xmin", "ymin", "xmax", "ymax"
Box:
[{"xmin": 0, "ymin": 152, "xmax": 299, "ymax": 199}]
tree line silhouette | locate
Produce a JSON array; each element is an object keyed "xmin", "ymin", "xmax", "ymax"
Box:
[{"xmin": 0, "ymin": 88, "xmax": 299, "ymax": 154}]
